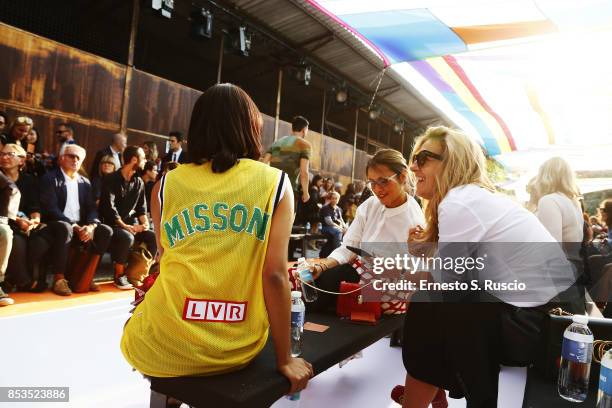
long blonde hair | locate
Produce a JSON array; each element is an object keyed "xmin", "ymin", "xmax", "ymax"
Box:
[
  {"xmin": 411, "ymin": 126, "xmax": 494, "ymax": 243},
  {"xmin": 531, "ymin": 157, "xmax": 580, "ymax": 205}
]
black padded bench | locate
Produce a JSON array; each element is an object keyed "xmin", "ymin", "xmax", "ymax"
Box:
[{"xmin": 149, "ymin": 313, "xmax": 404, "ymax": 408}]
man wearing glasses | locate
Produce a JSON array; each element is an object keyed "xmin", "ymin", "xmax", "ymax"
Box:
[
  {"xmin": 39, "ymin": 144, "xmax": 112, "ymax": 296},
  {"xmin": 54, "ymin": 123, "xmax": 76, "ymax": 154}
]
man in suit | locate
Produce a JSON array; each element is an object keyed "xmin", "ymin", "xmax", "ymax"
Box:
[
  {"xmin": 161, "ymin": 131, "xmax": 187, "ymax": 165},
  {"xmin": 39, "ymin": 144, "xmax": 113, "ymax": 296},
  {"xmin": 90, "ymin": 133, "xmax": 127, "ymax": 180}
]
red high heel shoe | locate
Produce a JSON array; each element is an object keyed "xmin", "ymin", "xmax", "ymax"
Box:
[{"xmin": 390, "ymin": 385, "xmax": 448, "ymax": 408}]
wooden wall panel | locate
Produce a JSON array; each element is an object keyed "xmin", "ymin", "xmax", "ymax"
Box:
[
  {"xmin": 0, "ymin": 23, "xmax": 125, "ymax": 126},
  {"xmin": 126, "ymin": 69, "xmax": 201, "ymax": 137},
  {"xmin": 320, "ymin": 137, "xmax": 353, "ymax": 178}
]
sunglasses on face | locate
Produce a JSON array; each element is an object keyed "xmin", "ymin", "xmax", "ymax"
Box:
[
  {"xmin": 412, "ymin": 150, "xmax": 443, "ymax": 168},
  {"xmin": 0, "ymin": 151, "xmax": 25, "ymax": 158},
  {"xmin": 366, "ymin": 173, "xmax": 399, "ymax": 190},
  {"xmin": 16, "ymin": 116, "xmax": 33, "ymax": 126}
]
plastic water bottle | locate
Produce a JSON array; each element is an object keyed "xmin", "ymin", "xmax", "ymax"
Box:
[
  {"xmin": 558, "ymin": 314, "xmax": 594, "ymax": 402},
  {"xmin": 290, "ymin": 290, "xmax": 305, "ymax": 357},
  {"xmin": 598, "ymin": 348, "xmax": 612, "ymax": 408},
  {"xmin": 305, "ymin": 222, "xmax": 311, "ymax": 233},
  {"xmin": 296, "ymin": 257, "xmax": 317, "ymax": 302}
]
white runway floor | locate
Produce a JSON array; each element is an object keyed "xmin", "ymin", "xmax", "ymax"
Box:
[{"xmin": 1, "ymin": 298, "xmax": 525, "ymax": 407}]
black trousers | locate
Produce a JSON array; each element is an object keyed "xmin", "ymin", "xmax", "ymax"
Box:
[
  {"xmin": 30, "ymin": 221, "xmax": 113, "ymax": 277},
  {"xmin": 5, "ymin": 231, "xmax": 31, "ymax": 287},
  {"xmin": 109, "ymin": 227, "xmax": 156, "ymax": 265}
]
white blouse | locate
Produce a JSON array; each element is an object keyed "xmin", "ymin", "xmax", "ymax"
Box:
[
  {"xmin": 437, "ymin": 184, "xmax": 575, "ymax": 307},
  {"xmin": 329, "ymin": 194, "xmax": 425, "ymax": 265},
  {"xmin": 536, "ymin": 193, "xmax": 583, "ymax": 243}
]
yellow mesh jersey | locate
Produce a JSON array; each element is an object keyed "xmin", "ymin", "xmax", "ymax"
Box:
[{"xmin": 121, "ymin": 159, "xmax": 283, "ymax": 377}]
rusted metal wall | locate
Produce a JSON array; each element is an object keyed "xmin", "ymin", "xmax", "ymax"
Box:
[{"xmin": 0, "ymin": 22, "xmax": 365, "ymax": 186}]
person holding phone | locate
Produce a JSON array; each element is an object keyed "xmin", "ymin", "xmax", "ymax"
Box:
[{"xmin": 306, "ymin": 149, "xmax": 425, "ymax": 311}]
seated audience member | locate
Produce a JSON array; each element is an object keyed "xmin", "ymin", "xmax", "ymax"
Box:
[
  {"xmin": 319, "ymin": 177, "xmax": 335, "ymax": 206},
  {"xmin": 91, "ymin": 155, "xmax": 117, "ymax": 204},
  {"xmin": 161, "ymin": 131, "xmax": 187, "ymax": 165},
  {"xmin": 120, "ymin": 83, "xmax": 312, "ymax": 392},
  {"xmin": 0, "ymin": 144, "xmax": 40, "ymax": 292},
  {"xmin": 0, "ymin": 170, "xmax": 20, "ymax": 306},
  {"xmin": 588, "ymin": 199, "xmax": 612, "ymax": 312},
  {"xmin": 2, "ymin": 116, "xmax": 33, "ymax": 146},
  {"xmin": 142, "ymin": 141, "xmax": 159, "ymax": 163},
  {"xmin": 155, "ymin": 160, "xmax": 179, "ymax": 182},
  {"xmin": 25, "ymin": 127, "xmax": 41, "ymax": 154},
  {"xmin": 24, "ymin": 127, "xmax": 46, "ymax": 178},
  {"xmin": 339, "ymin": 183, "xmax": 357, "ymax": 224},
  {"xmin": 99, "ymin": 146, "xmax": 156, "ymax": 290},
  {"xmin": 307, "ymin": 149, "xmax": 425, "ymax": 311},
  {"xmin": 397, "ymin": 126, "xmax": 584, "ymax": 408},
  {"xmin": 319, "ymin": 191, "xmax": 346, "ymax": 258},
  {"xmin": 54, "ymin": 123, "xmax": 76, "ymax": 154},
  {"xmin": 141, "ymin": 160, "xmax": 158, "ymax": 212},
  {"xmin": 90, "ymin": 133, "xmax": 126, "ymax": 181},
  {"xmin": 39, "ymin": 144, "xmax": 113, "ymax": 296},
  {"xmin": 0, "ymin": 111, "xmax": 8, "ymax": 137}
]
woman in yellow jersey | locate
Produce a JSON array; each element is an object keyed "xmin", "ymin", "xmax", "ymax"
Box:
[{"xmin": 120, "ymin": 83, "xmax": 312, "ymax": 394}]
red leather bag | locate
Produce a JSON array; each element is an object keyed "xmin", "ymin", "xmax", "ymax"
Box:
[{"xmin": 336, "ymin": 281, "xmax": 381, "ymax": 323}]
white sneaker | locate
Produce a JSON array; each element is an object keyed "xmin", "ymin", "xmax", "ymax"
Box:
[
  {"xmin": 114, "ymin": 275, "xmax": 133, "ymax": 290},
  {"xmin": 0, "ymin": 288, "xmax": 14, "ymax": 306}
]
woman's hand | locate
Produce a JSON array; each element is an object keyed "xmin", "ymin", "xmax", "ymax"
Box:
[
  {"xmin": 407, "ymin": 225, "xmax": 427, "ymax": 256},
  {"xmin": 278, "ymin": 357, "xmax": 313, "ymax": 394}
]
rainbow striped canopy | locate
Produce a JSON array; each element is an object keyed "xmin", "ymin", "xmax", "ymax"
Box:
[{"xmin": 309, "ymin": 0, "xmax": 612, "ymax": 157}]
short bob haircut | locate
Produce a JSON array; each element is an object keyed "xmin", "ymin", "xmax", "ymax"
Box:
[{"xmin": 187, "ymin": 83, "xmax": 263, "ymax": 173}]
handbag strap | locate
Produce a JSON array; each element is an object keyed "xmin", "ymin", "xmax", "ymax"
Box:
[{"xmin": 294, "ymin": 275, "xmax": 373, "ymax": 295}]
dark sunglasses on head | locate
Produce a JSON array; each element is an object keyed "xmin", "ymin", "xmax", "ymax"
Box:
[{"xmin": 412, "ymin": 150, "xmax": 443, "ymax": 167}]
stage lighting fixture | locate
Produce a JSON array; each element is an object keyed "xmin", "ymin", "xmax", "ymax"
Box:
[
  {"xmin": 191, "ymin": 8, "xmax": 213, "ymax": 39},
  {"xmin": 369, "ymin": 106, "xmax": 381, "ymax": 120},
  {"xmin": 336, "ymin": 86, "xmax": 348, "ymax": 103},
  {"xmin": 304, "ymin": 66, "xmax": 312, "ymax": 86},
  {"xmin": 226, "ymin": 26, "xmax": 251, "ymax": 56},
  {"xmin": 393, "ymin": 120, "xmax": 405, "ymax": 133},
  {"xmin": 152, "ymin": 0, "xmax": 173, "ymax": 18}
]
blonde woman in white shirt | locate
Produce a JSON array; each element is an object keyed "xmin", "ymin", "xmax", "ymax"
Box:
[
  {"xmin": 399, "ymin": 127, "xmax": 582, "ymax": 408},
  {"xmin": 531, "ymin": 157, "xmax": 583, "ymax": 251},
  {"xmin": 308, "ymin": 149, "xmax": 425, "ymax": 311}
]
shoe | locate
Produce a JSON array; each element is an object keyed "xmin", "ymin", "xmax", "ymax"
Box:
[
  {"xmin": 390, "ymin": 386, "xmax": 448, "ymax": 408},
  {"xmin": 89, "ymin": 281, "xmax": 100, "ymax": 292},
  {"xmin": 30, "ymin": 280, "xmax": 48, "ymax": 293},
  {"xmin": 53, "ymin": 279, "xmax": 72, "ymax": 296},
  {"xmin": 114, "ymin": 275, "xmax": 133, "ymax": 290},
  {"xmin": 0, "ymin": 287, "xmax": 14, "ymax": 306}
]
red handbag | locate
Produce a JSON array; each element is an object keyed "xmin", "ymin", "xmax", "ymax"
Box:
[{"xmin": 336, "ymin": 281, "xmax": 381, "ymax": 324}]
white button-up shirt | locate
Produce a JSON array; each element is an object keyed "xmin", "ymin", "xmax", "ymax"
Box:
[
  {"xmin": 329, "ymin": 194, "xmax": 425, "ymax": 265},
  {"xmin": 61, "ymin": 169, "xmax": 80, "ymax": 223},
  {"xmin": 171, "ymin": 147, "xmax": 182, "ymax": 163},
  {"xmin": 110, "ymin": 146, "xmax": 122, "ymax": 169}
]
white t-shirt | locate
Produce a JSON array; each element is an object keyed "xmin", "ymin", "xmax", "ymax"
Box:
[
  {"xmin": 329, "ymin": 194, "xmax": 425, "ymax": 264},
  {"xmin": 436, "ymin": 184, "xmax": 575, "ymax": 307},
  {"xmin": 61, "ymin": 169, "xmax": 80, "ymax": 223}
]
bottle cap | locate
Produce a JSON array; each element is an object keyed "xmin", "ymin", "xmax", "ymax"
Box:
[
  {"xmin": 571, "ymin": 314, "xmax": 589, "ymax": 325},
  {"xmin": 291, "ymin": 291, "xmax": 303, "ymax": 298}
]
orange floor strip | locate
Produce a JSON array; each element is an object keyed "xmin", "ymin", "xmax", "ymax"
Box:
[{"xmin": 0, "ymin": 282, "xmax": 133, "ymax": 318}]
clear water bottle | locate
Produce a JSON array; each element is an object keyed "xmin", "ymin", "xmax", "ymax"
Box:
[
  {"xmin": 305, "ymin": 222, "xmax": 311, "ymax": 233},
  {"xmin": 558, "ymin": 314, "xmax": 594, "ymax": 402},
  {"xmin": 296, "ymin": 257, "xmax": 318, "ymax": 302},
  {"xmin": 598, "ymin": 348, "xmax": 612, "ymax": 408},
  {"xmin": 291, "ymin": 290, "xmax": 305, "ymax": 357}
]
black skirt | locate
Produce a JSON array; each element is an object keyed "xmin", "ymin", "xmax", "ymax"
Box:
[{"xmin": 402, "ymin": 290, "xmax": 536, "ymax": 408}]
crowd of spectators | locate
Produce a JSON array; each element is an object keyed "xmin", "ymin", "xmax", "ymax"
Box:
[{"xmin": 0, "ymin": 111, "xmax": 183, "ymax": 307}]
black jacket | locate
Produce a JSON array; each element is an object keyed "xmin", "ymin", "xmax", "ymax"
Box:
[{"xmin": 40, "ymin": 168, "xmax": 100, "ymax": 225}]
